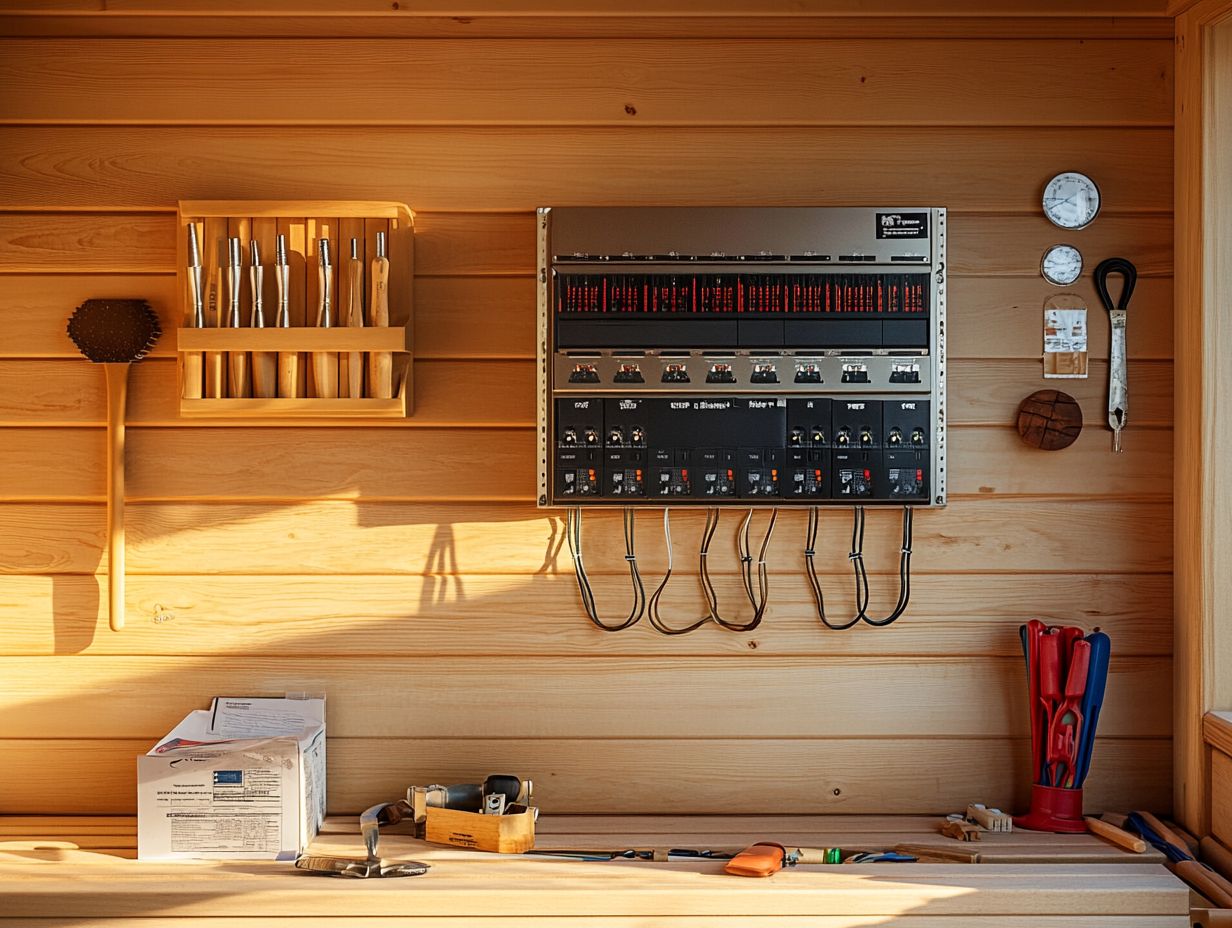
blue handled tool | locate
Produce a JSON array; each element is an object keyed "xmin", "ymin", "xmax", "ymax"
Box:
[{"xmin": 1072, "ymin": 630, "xmax": 1110, "ymax": 786}]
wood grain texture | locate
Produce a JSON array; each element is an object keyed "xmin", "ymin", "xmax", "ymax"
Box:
[
  {"xmin": 0, "ymin": 0, "xmax": 1178, "ymax": 16},
  {"xmin": 0, "ymin": 273, "xmax": 1178, "ymax": 361},
  {"xmin": 0, "ymin": 655, "xmax": 1171, "ymax": 739},
  {"xmin": 0, "ymin": 211, "xmax": 1173, "ymax": 276},
  {"xmin": 0, "ymin": 38, "xmax": 1173, "ymax": 126},
  {"xmin": 0, "ymin": 127, "xmax": 1173, "ymax": 211},
  {"xmin": 0, "ymin": 572, "xmax": 1173, "ymax": 657},
  {"xmin": 0, "ymin": 423, "xmax": 1174, "ymax": 500},
  {"xmin": 0, "ymin": 15, "xmax": 1178, "ymax": 44},
  {"xmin": 1215, "ymin": 751, "xmax": 1232, "ymax": 848},
  {"xmin": 0, "ymin": 358, "xmax": 1176, "ymax": 429},
  {"xmin": 0, "ymin": 919, "xmax": 1194, "ymax": 928},
  {"xmin": 0, "ymin": 18, "xmax": 1177, "ymax": 825},
  {"xmin": 0, "ymin": 737, "xmax": 1172, "ymax": 817},
  {"xmin": 0, "ymin": 499, "xmax": 1174, "ymax": 575}
]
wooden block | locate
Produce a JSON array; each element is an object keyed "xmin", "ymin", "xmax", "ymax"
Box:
[{"xmin": 424, "ymin": 806, "xmax": 535, "ymax": 854}]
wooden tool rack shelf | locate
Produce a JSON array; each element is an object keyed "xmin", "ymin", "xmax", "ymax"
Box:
[{"xmin": 175, "ymin": 200, "xmax": 414, "ymax": 419}]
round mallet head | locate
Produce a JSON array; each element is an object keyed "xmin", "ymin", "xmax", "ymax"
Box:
[
  {"xmin": 67, "ymin": 299, "xmax": 161, "ymax": 363},
  {"xmin": 1017, "ymin": 389, "xmax": 1083, "ymax": 451}
]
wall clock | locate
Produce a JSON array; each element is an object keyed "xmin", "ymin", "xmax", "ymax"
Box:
[{"xmin": 1043, "ymin": 172, "xmax": 1101, "ymax": 230}]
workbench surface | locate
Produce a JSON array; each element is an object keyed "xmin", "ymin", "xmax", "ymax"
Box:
[{"xmin": 0, "ymin": 814, "xmax": 1188, "ymax": 927}]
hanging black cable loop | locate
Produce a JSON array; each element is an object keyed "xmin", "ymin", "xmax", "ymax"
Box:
[
  {"xmin": 565, "ymin": 506, "xmax": 645, "ymax": 632},
  {"xmin": 807, "ymin": 505, "xmax": 914, "ymax": 630},
  {"xmin": 856, "ymin": 505, "xmax": 913, "ymax": 627},
  {"xmin": 805, "ymin": 505, "xmax": 859, "ymax": 630},
  {"xmin": 713, "ymin": 507, "xmax": 777, "ymax": 633},
  {"xmin": 646, "ymin": 508, "xmax": 712, "ymax": 636}
]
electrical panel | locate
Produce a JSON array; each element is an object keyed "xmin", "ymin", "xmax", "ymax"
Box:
[{"xmin": 537, "ymin": 207, "xmax": 947, "ymax": 508}]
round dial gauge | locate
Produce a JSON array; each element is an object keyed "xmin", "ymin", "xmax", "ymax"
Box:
[
  {"xmin": 1041, "ymin": 243, "xmax": 1083, "ymax": 286},
  {"xmin": 1043, "ymin": 172, "xmax": 1101, "ymax": 230}
]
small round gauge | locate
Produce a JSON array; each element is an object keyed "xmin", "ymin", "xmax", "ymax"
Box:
[
  {"xmin": 1042, "ymin": 172, "xmax": 1101, "ymax": 230},
  {"xmin": 1041, "ymin": 243, "xmax": 1083, "ymax": 286}
]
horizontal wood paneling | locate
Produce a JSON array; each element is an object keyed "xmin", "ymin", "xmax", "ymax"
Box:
[
  {"xmin": 0, "ymin": 39, "xmax": 1173, "ymax": 126},
  {"xmin": 0, "ymin": 573, "xmax": 1174, "ymax": 657},
  {"xmin": 0, "ymin": 273, "xmax": 1178, "ymax": 361},
  {"xmin": 0, "ymin": 500, "xmax": 1174, "ymax": 575},
  {"xmin": 0, "ymin": 211, "xmax": 1173, "ymax": 276},
  {"xmin": 0, "ymin": 127, "xmax": 1173, "ymax": 211},
  {"xmin": 0, "ymin": 655, "xmax": 1171, "ymax": 738},
  {"xmin": 0, "ymin": 737, "xmax": 1170, "ymax": 815},
  {"xmin": 0, "ymin": 424, "xmax": 1173, "ymax": 500},
  {"xmin": 0, "ymin": 19, "xmax": 1174, "ymax": 821},
  {"xmin": 0, "ymin": 1, "xmax": 1177, "ymax": 16},
  {"xmin": 0, "ymin": 358, "xmax": 1176, "ymax": 430}
]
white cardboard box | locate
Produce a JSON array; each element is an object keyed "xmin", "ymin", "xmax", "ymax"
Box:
[{"xmin": 137, "ymin": 695, "xmax": 326, "ymax": 860}]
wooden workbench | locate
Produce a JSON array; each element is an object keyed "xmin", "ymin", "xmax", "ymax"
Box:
[{"xmin": 0, "ymin": 815, "xmax": 1188, "ymax": 927}]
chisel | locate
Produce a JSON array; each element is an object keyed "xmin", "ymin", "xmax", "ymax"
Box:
[
  {"xmin": 183, "ymin": 223, "xmax": 204, "ymax": 399},
  {"xmin": 275, "ymin": 234, "xmax": 298, "ymax": 398},
  {"xmin": 312, "ymin": 237, "xmax": 338, "ymax": 399},
  {"xmin": 225, "ymin": 237, "xmax": 248, "ymax": 397},
  {"xmin": 368, "ymin": 230, "xmax": 392, "ymax": 399},
  {"xmin": 249, "ymin": 240, "xmax": 276, "ymax": 398},
  {"xmin": 204, "ymin": 233, "xmax": 224, "ymax": 399},
  {"xmin": 342, "ymin": 237, "xmax": 365, "ymax": 399}
]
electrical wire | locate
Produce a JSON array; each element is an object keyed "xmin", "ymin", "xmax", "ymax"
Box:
[
  {"xmin": 565, "ymin": 506, "xmax": 645, "ymax": 632},
  {"xmin": 806, "ymin": 505, "xmax": 914, "ymax": 630},
  {"xmin": 805, "ymin": 506, "xmax": 859, "ymax": 630},
  {"xmin": 713, "ymin": 507, "xmax": 777, "ymax": 633},
  {"xmin": 645, "ymin": 508, "xmax": 712, "ymax": 636},
  {"xmin": 855, "ymin": 505, "xmax": 913, "ymax": 627}
]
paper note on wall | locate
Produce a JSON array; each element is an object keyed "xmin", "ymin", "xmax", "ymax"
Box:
[{"xmin": 1043, "ymin": 305, "xmax": 1089, "ymax": 379}]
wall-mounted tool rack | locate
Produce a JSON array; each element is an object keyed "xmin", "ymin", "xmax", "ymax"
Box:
[{"xmin": 175, "ymin": 200, "xmax": 414, "ymax": 419}]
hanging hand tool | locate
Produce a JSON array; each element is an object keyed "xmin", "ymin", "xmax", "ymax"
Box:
[
  {"xmin": 204, "ymin": 233, "xmax": 224, "ymax": 399},
  {"xmin": 66, "ymin": 300, "xmax": 161, "ymax": 632},
  {"xmin": 274, "ymin": 234, "xmax": 298, "ymax": 398},
  {"xmin": 225, "ymin": 237, "xmax": 248, "ymax": 398},
  {"xmin": 1094, "ymin": 257, "xmax": 1137, "ymax": 453},
  {"xmin": 368, "ymin": 230, "xmax": 392, "ymax": 399},
  {"xmin": 342, "ymin": 237, "xmax": 365, "ymax": 399},
  {"xmin": 1046, "ymin": 637, "xmax": 1090, "ymax": 787},
  {"xmin": 183, "ymin": 224, "xmax": 205, "ymax": 399},
  {"xmin": 312, "ymin": 237, "xmax": 338, "ymax": 398},
  {"xmin": 1021, "ymin": 620, "xmax": 1047, "ymax": 782},
  {"xmin": 1073, "ymin": 630, "xmax": 1110, "ymax": 785},
  {"xmin": 249, "ymin": 240, "xmax": 276, "ymax": 398}
]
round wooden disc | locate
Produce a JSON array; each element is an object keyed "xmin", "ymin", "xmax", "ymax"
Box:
[{"xmin": 1016, "ymin": 389, "xmax": 1083, "ymax": 451}]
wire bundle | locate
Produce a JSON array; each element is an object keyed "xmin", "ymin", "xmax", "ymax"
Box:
[
  {"xmin": 565, "ymin": 507, "xmax": 645, "ymax": 632},
  {"xmin": 648, "ymin": 508, "xmax": 778, "ymax": 635},
  {"xmin": 805, "ymin": 505, "xmax": 914, "ymax": 630}
]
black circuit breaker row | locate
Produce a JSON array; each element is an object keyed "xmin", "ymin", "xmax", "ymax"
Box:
[{"xmin": 553, "ymin": 396, "xmax": 931, "ymax": 503}]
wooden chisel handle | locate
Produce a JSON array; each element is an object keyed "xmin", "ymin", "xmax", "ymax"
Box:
[
  {"xmin": 252, "ymin": 352, "xmax": 276, "ymax": 398},
  {"xmin": 229, "ymin": 351, "xmax": 249, "ymax": 398},
  {"xmin": 344, "ymin": 249, "xmax": 364, "ymax": 399},
  {"xmin": 278, "ymin": 352, "xmax": 299, "ymax": 398},
  {"xmin": 369, "ymin": 242, "xmax": 392, "ymax": 399},
  {"xmin": 1175, "ymin": 859, "xmax": 1232, "ymax": 909},
  {"xmin": 1084, "ymin": 817, "xmax": 1145, "ymax": 853},
  {"xmin": 182, "ymin": 353, "xmax": 204, "ymax": 399},
  {"xmin": 312, "ymin": 353, "xmax": 338, "ymax": 398}
]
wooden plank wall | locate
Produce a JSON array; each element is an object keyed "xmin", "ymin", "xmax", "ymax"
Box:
[{"xmin": 0, "ymin": 5, "xmax": 1175, "ymax": 816}]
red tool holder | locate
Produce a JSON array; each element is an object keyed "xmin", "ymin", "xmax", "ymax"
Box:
[{"xmin": 1015, "ymin": 623, "xmax": 1111, "ymax": 833}]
